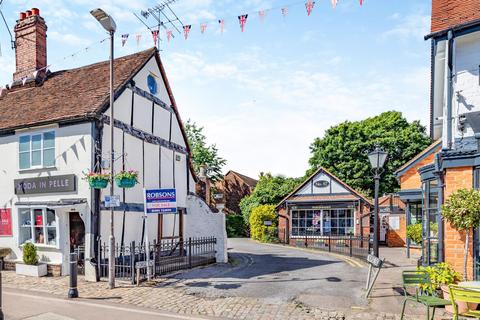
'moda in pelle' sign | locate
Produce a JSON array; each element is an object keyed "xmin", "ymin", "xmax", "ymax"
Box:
[{"xmin": 144, "ymin": 189, "xmax": 177, "ymax": 214}]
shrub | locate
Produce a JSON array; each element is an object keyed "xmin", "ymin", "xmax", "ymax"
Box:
[
  {"xmin": 417, "ymin": 263, "xmax": 462, "ymax": 294},
  {"xmin": 262, "ymin": 226, "xmax": 279, "ymax": 243},
  {"xmin": 406, "ymin": 223, "xmax": 422, "ymax": 245},
  {"xmin": 226, "ymin": 215, "xmax": 247, "ymax": 238},
  {"xmin": 249, "ymin": 204, "xmax": 277, "ymax": 241},
  {"xmin": 22, "ymin": 243, "xmax": 38, "ymax": 265}
]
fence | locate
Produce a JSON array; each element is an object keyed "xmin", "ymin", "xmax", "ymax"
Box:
[
  {"xmin": 98, "ymin": 237, "xmax": 217, "ymax": 283},
  {"xmin": 277, "ymin": 228, "xmax": 370, "ymax": 260}
]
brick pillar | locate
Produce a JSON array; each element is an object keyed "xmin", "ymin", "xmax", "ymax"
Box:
[{"xmin": 13, "ymin": 8, "xmax": 47, "ymax": 81}]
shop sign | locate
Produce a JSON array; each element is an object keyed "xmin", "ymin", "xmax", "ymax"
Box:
[
  {"xmin": 144, "ymin": 189, "xmax": 177, "ymax": 214},
  {"xmin": 314, "ymin": 180, "xmax": 330, "ymax": 188},
  {"xmin": 0, "ymin": 209, "xmax": 12, "ymax": 236},
  {"xmin": 14, "ymin": 175, "xmax": 76, "ymax": 195}
]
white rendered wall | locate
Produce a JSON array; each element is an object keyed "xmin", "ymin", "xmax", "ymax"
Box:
[{"xmin": 296, "ymin": 172, "xmax": 349, "ymax": 195}]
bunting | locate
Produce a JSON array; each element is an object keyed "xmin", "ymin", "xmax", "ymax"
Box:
[
  {"xmin": 183, "ymin": 25, "xmax": 192, "ymax": 40},
  {"xmin": 331, "ymin": 0, "xmax": 338, "ymax": 8},
  {"xmin": 151, "ymin": 30, "xmax": 159, "ymax": 46},
  {"xmin": 359, "ymin": 0, "xmax": 363, "ymax": 6},
  {"xmin": 238, "ymin": 14, "xmax": 248, "ymax": 33},
  {"xmin": 219, "ymin": 19, "xmax": 225, "ymax": 34},
  {"xmin": 166, "ymin": 30, "xmax": 173, "ymax": 43},
  {"xmin": 258, "ymin": 10, "xmax": 266, "ymax": 22},
  {"xmin": 136, "ymin": 33, "xmax": 142, "ymax": 46},
  {"xmin": 200, "ymin": 23, "xmax": 207, "ymax": 34},
  {"xmin": 281, "ymin": 7, "xmax": 289, "ymax": 17},
  {"xmin": 305, "ymin": 1, "xmax": 315, "ymax": 16},
  {"xmin": 121, "ymin": 34, "xmax": 129, "ymax": 47}
]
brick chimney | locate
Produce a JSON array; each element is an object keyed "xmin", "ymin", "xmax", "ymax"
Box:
[{"xmin": 13, "ymin": 8, "xmax": 47, "ymax": 81}]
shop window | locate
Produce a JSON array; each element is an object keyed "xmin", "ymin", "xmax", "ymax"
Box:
[
  {"xmin": 291, "ymin": 208, "xmax": 353, "ymax": 236},
  {"xmin": 19, "ymin": 131, "xmax": 55, "ymax": 170},
  {"xmin": 19, "ymin": 208, "xmax": 57, "ymax": 246},
  {"xmin": 422, "ymin": 179, "xmax": 439, "ymax": 265},
  {"xmin": 410, "ymin": 202, "xmax": 422, "ymax": 224}
]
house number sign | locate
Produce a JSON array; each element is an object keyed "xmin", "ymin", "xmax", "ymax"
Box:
[
  {"xmin": 14, "ymin": 174, "xmax": 76, "ymax": 195},
  {"xmin": 314, "ymin": 180, "xmax": 330, "ymax": 188}
]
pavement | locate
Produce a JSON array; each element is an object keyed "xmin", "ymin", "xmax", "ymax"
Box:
[{"xmin": 2, "ymin": 238, "xmax": 450, "ymax": 319}]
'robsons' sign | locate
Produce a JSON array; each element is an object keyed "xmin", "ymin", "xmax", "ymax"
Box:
[{"xmin": 14, "ymin": 175, "xmax": 76, "ymax": 195}]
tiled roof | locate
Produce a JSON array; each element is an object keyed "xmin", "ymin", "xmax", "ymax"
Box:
[
  {"xmin": 395, "ymin": 140, "xmax": 441, "ymax": 176},
  {"xmin": 431, "ymin": 0, "xmax": 480, "ymax": 34},
  {"xmin": 0, "ymin": 48, "xmax": 156, "ymax": 132},
  {"xmin": 229, "ymin": 171, "xmax": 258, "ymax": 188}
]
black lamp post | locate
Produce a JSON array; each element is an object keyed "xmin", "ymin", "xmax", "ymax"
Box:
[{"xmin": 368, "ymin": 146, "xmax": 388, "ymax": 258}]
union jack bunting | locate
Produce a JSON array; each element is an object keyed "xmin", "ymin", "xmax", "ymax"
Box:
[
  {"xmin": 200, "ymin": 23, "xmax": 207, "ymax": 34},
  {"xmin": 219, "ymin": 19, "xmax": 225, "ymax": 34},
  {"xmin": 183, "ymin": 25, "xmax": 192, "ymax": 40},
  {"xmin": 331, "ymin": 0, "xmax": 338, "ymax": 8},
  {"xmin": 281, "ymin": 7, "xmax": 288, "ymax": 17},
  {"xmin": 258, "ymin": 10, "xmax": 266, "ymax": 22},
  {"xmin": 238, "ymin": 14, "xmax": 248, "ymax": 32},
  {"xmin": 121, "ymin": 34, "xmax": 129, "ymax": 47},
  {"xmin": 305, "ymin": 1, "xmax": 315, "ymax": 16},
  {"xmin": 359, "ymin": 0, "xmax": 363, "ymax": 5},
  {"xmin": 151, "ymin": 30, "xmax": 159, "ymax": 46},
  {"xmin": 166, "ymin": 30, "xmax": 173, "ymax": 43},
  {"xmin": 136, "ymin": 33, "xmax": 142, "ymax": 46}
]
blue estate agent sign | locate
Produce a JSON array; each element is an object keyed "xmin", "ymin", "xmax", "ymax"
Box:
[{"xmin": 144, "ymin": 189, "xmax": 177, "ymax": 214}]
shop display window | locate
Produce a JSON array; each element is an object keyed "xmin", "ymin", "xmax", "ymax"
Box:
[
  {"xmin": 291, "ymin": 208, "xmax": 354, "ymax": 236},
  {"xmin": 19, "ymin": 208, "xmax": 57, "ymax": 246}
]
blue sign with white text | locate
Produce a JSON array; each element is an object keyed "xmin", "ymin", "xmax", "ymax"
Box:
[{"xmin": 145, "ymin": 189, "xmax": 177, "ymax": 214}]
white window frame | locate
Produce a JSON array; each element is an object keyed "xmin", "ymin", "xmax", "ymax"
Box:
[
  {"xmin": 18, "ymin": 130, "xmax": 56, "ymax": 171},
  {"xmin": 18, "ymin": 207, "xmax": 59, "ymax": 248}
]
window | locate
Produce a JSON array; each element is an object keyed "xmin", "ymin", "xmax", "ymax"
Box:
[
  {"xmin": 422, "ymin": 179, "xmax": 439, "ymax": 265},
  {"xmin": 291, "ymin": 208, "xmax": 354, "ymax": 236},
  {"xmin": 19, "ymin": 208, "xmax": 57, "ymax": 246},
  {"xmin": 19, "ymin": 131, "xmax": 55, "ymax": 170},
  {"xmin": 410, "ymin": 202, "xmax": 422, "ymax": 224}
]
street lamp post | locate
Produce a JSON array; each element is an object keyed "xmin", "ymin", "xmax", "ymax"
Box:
[
  {"xmin": 90, "ymin": 8, "xmax": 117, "ymax": 289},
  {"xmin": 368, "ymin": 146, "xmax": 388, "ymax": 258}
]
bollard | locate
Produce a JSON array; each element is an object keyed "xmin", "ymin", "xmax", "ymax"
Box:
[{"xmin": 68, "ymin": 252, "xmax": 79, "ymax": 298}]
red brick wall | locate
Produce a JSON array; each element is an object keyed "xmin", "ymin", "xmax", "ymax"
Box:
[
  {"xmin": 400, "ymin": 153, "xmax": 436, "ymax": 190},
  {"xmin": 444, "ymin": 166, "xmax": 474, "ymax": 279},
  {"xmin": 431, "ymin": 0, "xmax": 480, "ymax": 33},
  {"xmin": 387, "ymin": 215, "xmax": 406, "ymax": 247}
]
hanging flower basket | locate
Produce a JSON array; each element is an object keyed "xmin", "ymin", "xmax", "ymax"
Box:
[
  {"xmin": 83, "ymin": 172, "xmax": 111, "ymax": 189},
  {"xmin": 115, "ymin": 170, "xmax": 139, "ymax": 189}
]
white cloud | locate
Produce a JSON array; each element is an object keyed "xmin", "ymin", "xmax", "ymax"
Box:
[
  {"xmin": 381, "ymin": 13, "xmax": 430, "ymax": 42},
  {"xmin": 49, "ymin": 31, "xmax": 89, "ymax": 46}
]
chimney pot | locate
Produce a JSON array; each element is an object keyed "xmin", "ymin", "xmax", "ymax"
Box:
[
  {"xmin": 19, "ymin": 12, "xmax": 26, "ymax": 20},
  {"xmin": 32, "ymin": 8, "xmax": 40, "ymax": 16},
  {"xmin": 26, "ymin": 10, "xmax": 32, "ymax": 17}
]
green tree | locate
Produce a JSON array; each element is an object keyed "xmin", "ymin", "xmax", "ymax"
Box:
[
  {"xmin": 185, "ymin": 120, "xmax": 226, "ymax": 182},
  {"xmin": 307, "ymin": 111, "xmax": 432, "ymax": 196},
  {"xmin": 240, "ymin": 173, "xmax": 300, "ymax": 225},
  {"xmin": 249, "ymin": 204, "xmax": 277, "ymax": 241},
  {"xmin": 442, "ymin": 189, "xmax": 480, "ymax": 279}
]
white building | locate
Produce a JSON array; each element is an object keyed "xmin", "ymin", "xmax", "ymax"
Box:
[{"xmin": 0, "ymin": 8, "xmax": 226, "ymax": 279}]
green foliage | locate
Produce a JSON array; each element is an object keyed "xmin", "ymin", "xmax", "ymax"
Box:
[
  {"xmin": 83, "ymin": 172, "xmax": 111, "ymax": 182},
  {"xmin": 307, "ymin": 111, "xmax": 432, "ymax": 196},
  {"xmin": 240, "ymin": 173, "xmax": 300, "ymax": 224},
  {"xmin": 262, "ymin": 226, "xmax": 279, "ymax": 243},
  {"xmin": 185, "ymin": 120, "xmax": 226, "ymax": 182},
  {"xmin": 442, "ymin": 189, "xmax": 480, "ymax": 231},
  {"xmin": 249, "ymin": 205, "xmax": 277, "ymax": 241},
  {"xmin": 114, "ymin": 170, "xmax": 139, "ymax": 182},
  {"xmin": 406, "ymin": 223, "xmax": 422, "ymax": 244},
  {"xmin": 417, "ymin": 263, "xmax": 462, "ymax": 294},
  {"xmin": 226, "ymin": 215, "xmax": 247, "ymax": 238},
  {"xmin": 22, "ymin": 243, "xmax": 38, "ymax": 265}
]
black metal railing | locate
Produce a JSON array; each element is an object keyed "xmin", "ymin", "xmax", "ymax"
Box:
[
  {"xmin": 98, "ymin": 237, "xmax": 217, "ymax": 283},
  {"xmin": 278, "ymin": 228, "xmax": 370, "ymax": 260}
]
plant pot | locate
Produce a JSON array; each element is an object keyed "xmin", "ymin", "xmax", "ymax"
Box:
[
  {"xmin": 115, "ymin": 177, "xmax": 137, "ymax": 188},
  {"xmin": 16, "ymin": 263, "xmax": 47, "ymax": 277},
  {"xmin": 441, "ymin": 285, "xmax": 478, "ymax": 314},
  {"xmin": 89, "ymin": 179, "xmax": 109, "ymax": 189}
]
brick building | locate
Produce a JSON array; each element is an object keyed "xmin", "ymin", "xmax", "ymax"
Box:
[
  {"xmin": 213, "ymin": 171, "xmax": 257, "ymax": 214},
  {"xmin": 396, "ymin": 0, "xmax": 480, "ymax": 279},
  {"xmin": 377, "ymin": 194, "xmax": 406, "ymax": 248},
  {"xmin": 276, "ymin": 167, "xmax": 372, "ymax": 246}
]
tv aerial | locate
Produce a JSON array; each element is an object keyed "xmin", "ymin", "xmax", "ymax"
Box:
[{"xmin": 0, "ymin": 0, "xmax": 16, "ymax": 51}]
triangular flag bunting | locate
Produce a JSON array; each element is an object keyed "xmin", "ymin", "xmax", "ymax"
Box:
[
  {"xmin": 219, "ymin": 19, "xmax": 225, "ymax": 34},
  {"xmin": 121, "ymin": 34, "xmax": 129, "ymax": 47},
  {"xmin": 183, "ymin": 25, "xmax": 192, "ymax": 40},
  {"xmin": 281, "ymin": 7, "xmax": 289, "ymax": 17},
  {"xmin": 32, "ymin": 70, "xmax": 38, "ymax": 78},
  {"xmin": 152, "ymin": 30, "xmax": 159, "ymax": 46},
  {"xmin": 166, "ymin": 30, "xmax": 173, "ymax": 43},
  {"xmin": 305, "ymin": 1, "xmax": 315, "ymax": 16},
  {"xmin": 200, "ymin": 23, "xmax": 207, "ymax": 34},
  {"xmin": 238, "ymin": 14, "xmax": 248, "ymax": 32},
  {"xmin": 359, "ymin": 0, "xmax": 363, "ymax": 6},
  {"xmin": 22, "ymin": 77, "xmax": 27, "ymax": 86},
  {"xmin": 331, "ymin": 0, "xmax": 338, "ymax": 8},
  {"xmin": 136, "ymin": 33, "xmax": 142, "ymax": 46},
  {"xmin": 258, "ymin": 10, "xmax": 266, "ymax": 22}
]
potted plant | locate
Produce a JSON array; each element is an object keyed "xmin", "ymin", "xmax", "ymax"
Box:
[
  {"xmin": 115, "ymin": 170, "xmax": 139, "ymax": 188},
  {"xmin": 83, "ymin": 172, "xmax": 110, "ymax": 189},
  {"xmin": 16, "ymin": 243, "xmax": 47, "ymax": 277}
]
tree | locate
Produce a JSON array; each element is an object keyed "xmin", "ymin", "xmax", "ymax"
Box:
[
  {"xmin": 240, "ymin": 173, "xmax": 300, "ymax": 225},
  {"xmin": 185, "ymin": 120, "xmax": 226, "ymax": 182},
  {"xmin": 307, "ymin": 111, "xmax": 432, "ymax": 196},
  {"xmin": 249, "ymin": 204, "xmax": 277, "ymax": 241},
  {"xmin": 442, "ymin": 189, "xmax": 480, "ymax": 279}
]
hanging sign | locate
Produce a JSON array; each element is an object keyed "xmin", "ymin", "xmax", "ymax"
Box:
[
  {"xmin": 144, "ymin": 189, "xmax": 177, "ymax": 214},
  {"xmin": 0, "ymin": 209, "xmax": 12, "ymax": 236}
]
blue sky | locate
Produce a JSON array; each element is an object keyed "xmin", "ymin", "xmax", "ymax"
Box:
[{"xmin": 0, "ymin": 0, "xmax": 432, "ymax": 178}]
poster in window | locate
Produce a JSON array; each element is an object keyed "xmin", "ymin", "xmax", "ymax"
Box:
[{"xmin": 0, "ymin": 209, "xmax": 12, "ymax": 236}]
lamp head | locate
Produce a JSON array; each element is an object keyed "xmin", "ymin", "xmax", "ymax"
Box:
[
  {"xmin": 90, "ymin": 8, "xmax": 116, "ymax": 33},
  {"xmin": 368, "ymin": 146, "xmax": 388, "ymax": 170}
]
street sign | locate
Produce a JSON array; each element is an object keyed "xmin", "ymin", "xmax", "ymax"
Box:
[
  {"xmin": 365, "ymin": 254, "xmax": 385, "ymax": 298},
  {"xmin": 104, "ymin": 195, "xmax": 120, "ymax": 208},
  {"xmin": 263, "ymin": 220, "xmax": 272, "ymax": 226},
  {"xmin": 367, "ymin": 254, "xmax": 383, "ymax": 268},
  {"xmin": 144, "ymin": 189, "xmax": 177, "ymax": 214}
]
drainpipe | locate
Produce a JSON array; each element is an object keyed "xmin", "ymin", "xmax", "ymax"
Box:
[
  {"xmin": 406, "ymin": 202, "xmax": 411, "ymax": 259},
  {"xmin": 445, "ymin": 30, "xmax": 454, "ymax": 149},
  {"xmin": 435, "ymin": 153, "xmax": 445, "ymax": 263}
]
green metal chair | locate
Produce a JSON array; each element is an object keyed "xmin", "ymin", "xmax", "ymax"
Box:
[
  {"xmin": 449, "ymin": 284, "xmax": 480, "ymax": 320},
  {"xmin": 400, "ymin": 270, "xmax": 451, "ymax": 320}
]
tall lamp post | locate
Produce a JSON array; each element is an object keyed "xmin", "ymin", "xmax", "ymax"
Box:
[
  {"xmin": 90, "ymin": 8, "xmax": 117, "ymax": 289},
  {"xmin": 368, "ymin": 146, "xmax": 388, "ymax": 258}
]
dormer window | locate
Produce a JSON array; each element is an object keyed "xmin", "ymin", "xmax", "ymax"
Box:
[{"xmin": 19, "ymin": 131, "xmax": 55, "ymax": 170}]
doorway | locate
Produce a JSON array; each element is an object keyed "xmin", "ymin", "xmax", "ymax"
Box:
[{"xmin": 69, "ymin": 212, "xmax": 85, "ymax": 274}]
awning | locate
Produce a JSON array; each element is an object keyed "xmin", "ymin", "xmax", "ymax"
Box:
[
  {"xmin": 397, "ymin": 189, "xmax": 423, "ymax": 201},
  {"xmin": 15, "ymin": 198, "xmax": 87, "ymax": 207}
]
